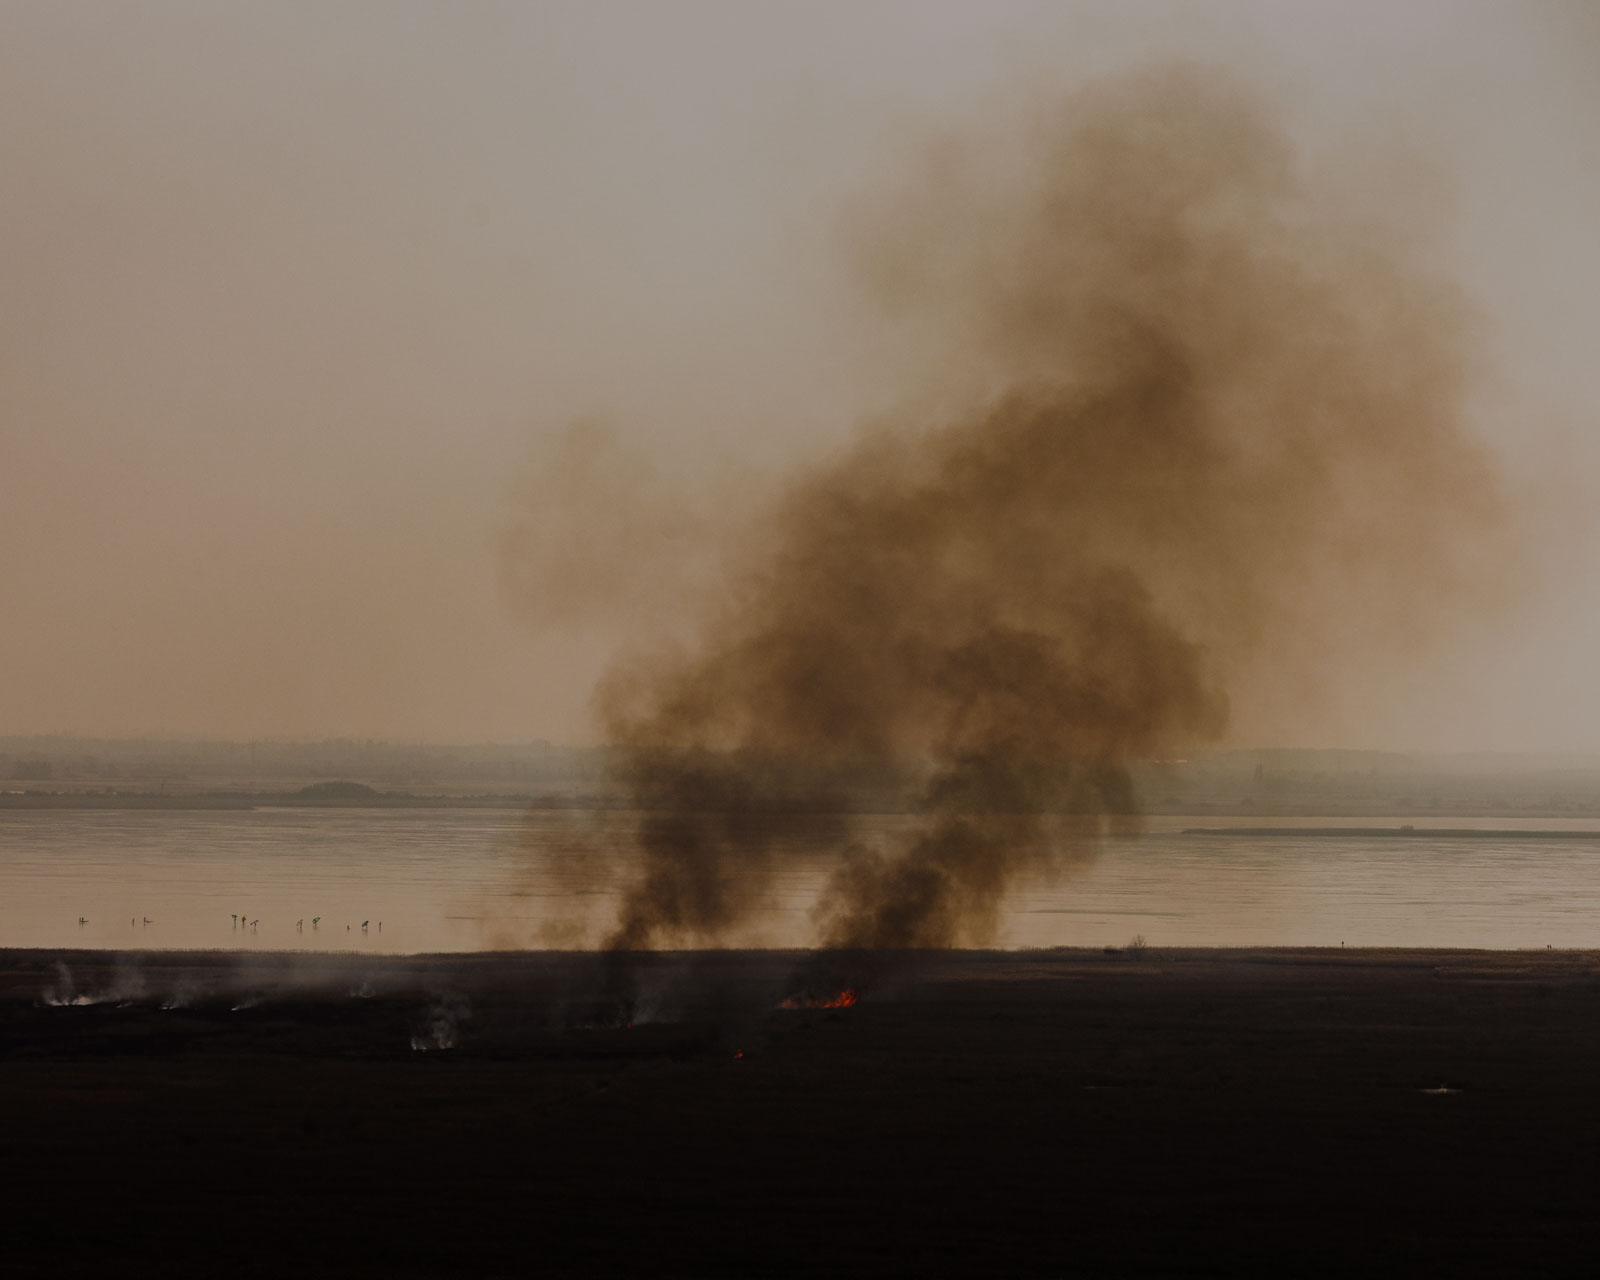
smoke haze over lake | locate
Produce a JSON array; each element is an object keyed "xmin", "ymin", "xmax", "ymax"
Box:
[{"xmin": 2, "ymin": 2, "xmax": 1596, "ymax": 752}]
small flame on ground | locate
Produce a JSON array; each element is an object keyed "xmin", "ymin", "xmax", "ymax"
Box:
[{"xmin": 779, "ymin": 989, "xmax": 860, "ymax": 1011}]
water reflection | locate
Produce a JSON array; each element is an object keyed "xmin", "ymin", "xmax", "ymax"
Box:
[{"xmin": 3, "ymin": 808, "xmax": 1600, "ymax": 952}]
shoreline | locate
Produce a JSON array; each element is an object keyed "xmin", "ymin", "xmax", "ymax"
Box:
[
  {"xmin": 14, "ymin": 792, "xmax": 1600, "ymax": 820},
  {"xmin": 1184, "ymin": 824, "xmax": 1600, "ymax": 838},
  {"xmin": 6, "ymin": 939, "xmax": 1600, "ymax": 955}
]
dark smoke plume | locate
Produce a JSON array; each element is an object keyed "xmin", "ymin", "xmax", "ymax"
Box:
[{"xmin": 574, "ymin": 65, "xmax": 1504, "ymax": 951}]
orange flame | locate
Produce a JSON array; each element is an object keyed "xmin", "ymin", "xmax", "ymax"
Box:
[{"xmin": 779, "ymin": 989, "xmax": 860, "ymax": 1011}]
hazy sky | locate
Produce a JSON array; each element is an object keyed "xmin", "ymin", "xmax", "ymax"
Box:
[{"xmin": 2, "ymin": 2, "xmax": 1597, "ymax": 750}]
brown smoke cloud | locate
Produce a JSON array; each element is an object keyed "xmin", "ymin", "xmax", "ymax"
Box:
[{"xmin": 539, "ymin": 64, "xmax": 1508, "ymax": 951}]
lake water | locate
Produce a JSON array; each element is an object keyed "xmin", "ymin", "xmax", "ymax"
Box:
[{"xmin": 5, "ymin": 807, "xmax": 1600, "ymax": 953}]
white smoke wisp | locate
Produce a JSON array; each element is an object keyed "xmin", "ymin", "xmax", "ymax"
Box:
[
  {"xmin": 39, "ymin": 960, "xmax": 150, "ymax": 1007},
  {"xmin": 410, "ymin": 994, "xmax": 470, "ymax": 1052},
  {"xmin": 160, "ymin": 978, "xmax": 207, "ymax": 1011},
  {"xmin": 39, "ymin": 963, "xmax": 78, "ymax": 1007}
]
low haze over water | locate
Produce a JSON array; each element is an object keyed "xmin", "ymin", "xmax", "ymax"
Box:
[{"xmin": 7, "ymin": 808, "xmax": 1600, "ymax": 954}]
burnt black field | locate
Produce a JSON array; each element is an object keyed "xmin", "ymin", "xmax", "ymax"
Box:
[{"xmin": 6, "ymin": 946, "xmax": 1600, "ymax": 1277}]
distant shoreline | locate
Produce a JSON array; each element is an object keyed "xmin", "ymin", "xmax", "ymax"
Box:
[
  {"xmin": 0, "ymin": 790, "xmax": 554, "ymax": 811},
  {"xmin": 1185, "ymin": 825, "xmax": 1600, "ymax": 839},
  {"xmin": 0, "ymin": 784, "xmax": 632, "ymax": 811},
  {"xmin": 10, "ymin": 793, "xmax": 1600, "ymax": 820},
  {"xmin": 12, "ymin": 739, "xmax": 1600, "ymax": 818}
]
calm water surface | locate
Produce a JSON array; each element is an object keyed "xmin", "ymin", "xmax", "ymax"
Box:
[{"xmin": 5, "ymin": 808, "xmax": 1600, "ymax": 952}]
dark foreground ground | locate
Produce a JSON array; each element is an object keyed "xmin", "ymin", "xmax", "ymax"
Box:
[{"xmin": 5, "ymin": 946, "xmax": 1600, "ymax": 1277}]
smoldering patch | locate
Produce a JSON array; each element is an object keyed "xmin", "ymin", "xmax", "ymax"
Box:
[
  {"xmin": 778, "ymin": 988, "xmax": 859, "ymax": 1011},
  {"xmin": 39, "ymin": 963, "xmax": 79, "ymax": 1007},
  {"xmin": 39, "ymin": 960, "xmax": 150, "ymax": 1008},
  {"xmin": 160, "ymin": 978, "xmax": 207, "ymax": 1010},
  {"xmin": 410, "ymin": 993, "xmax": 470, "ymax": 1052}
]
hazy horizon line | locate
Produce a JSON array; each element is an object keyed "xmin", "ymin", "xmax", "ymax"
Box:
[{"xmin": 7, "ymin": 732, "xmax": 1600, "ymax": 767}]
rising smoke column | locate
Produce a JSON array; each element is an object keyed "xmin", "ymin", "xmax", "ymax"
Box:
[{"xmin": 588, "ymin": 64, "xmax": 1503, "ymax": 950}]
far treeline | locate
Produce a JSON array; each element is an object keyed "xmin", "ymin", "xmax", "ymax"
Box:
[{"xmin": 6, "ymin": 738, "xmax": 1600, "ymax": 817}]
